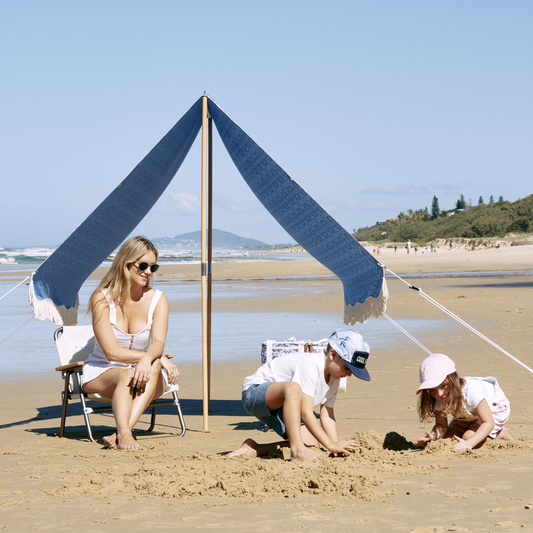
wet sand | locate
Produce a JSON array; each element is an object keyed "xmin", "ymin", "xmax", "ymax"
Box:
[{"xmin": 1, "ymin": 245, "xmax": 533, "ymax": 531}]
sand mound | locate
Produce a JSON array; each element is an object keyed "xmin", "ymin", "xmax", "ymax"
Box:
[{"xmin": 3, "ymin": 432, "xmax": 530, "ymax": 508}]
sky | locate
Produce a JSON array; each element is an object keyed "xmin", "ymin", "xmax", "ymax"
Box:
[{"xmin": 0, "ymin": 1, "xmax": 531, "ymax": 248}]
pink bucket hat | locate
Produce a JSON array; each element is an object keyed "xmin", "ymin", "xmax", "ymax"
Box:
[{"xmin": 416, "ymin": 353, "xmax": 456, "ymax": 394}]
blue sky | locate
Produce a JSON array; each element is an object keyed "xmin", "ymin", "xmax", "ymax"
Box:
[{"xmin": 1, "ymin": 1, "xmax": 531, "ymax": 247}]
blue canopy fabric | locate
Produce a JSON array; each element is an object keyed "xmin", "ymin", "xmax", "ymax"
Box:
[
  {"xmin": 30, "ymin": 98, "xmax": 203, "ymax": 325},
  {"xmin": 30, "ymin": 95, "xmax": 387, "ymax": 326},
  {"xmin": 207, "ymin": 99, "xmax": 387, "ymax": 325}
]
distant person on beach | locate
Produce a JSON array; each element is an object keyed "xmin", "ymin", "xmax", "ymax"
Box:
[
  {"xmin": 413, "ymin": 354, "xmax": 512, "ymax": 452},
  {"xmin": 227, "ymin": 329, "xmax": 370, "ymax": 462},
  {"xmin": 407, "ymin": 240, "xmax": 411, "ymax": 254},
  {"xmin": 81, "ymin": 236, "xmax": 179, "ymax": 450}
]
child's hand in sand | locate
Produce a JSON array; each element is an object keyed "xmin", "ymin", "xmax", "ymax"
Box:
[
  {"xmin": 412, "ymin": 432, "xmax": 433, "ymax": 446},
  {"xmin": 452, "ymin": 435, "xmax": 473, "ymax": 452},
  {"xmin": 327, "ymin": 439, "xmax": 359, "ymax": 455}
]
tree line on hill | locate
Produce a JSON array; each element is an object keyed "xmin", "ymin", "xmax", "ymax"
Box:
[{"xmin": 353, "ymin": 194, "xmax": 533, "ymax": 243}]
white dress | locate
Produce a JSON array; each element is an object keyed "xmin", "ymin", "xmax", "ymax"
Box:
[{"xmin": 81, "ymin": 289, "xmax": 170, "ymax": 391}]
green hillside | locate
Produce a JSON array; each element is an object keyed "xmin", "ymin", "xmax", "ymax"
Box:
[{"xmin": 353, "ymin": 194, "xmax": 533, "ymax": 243}]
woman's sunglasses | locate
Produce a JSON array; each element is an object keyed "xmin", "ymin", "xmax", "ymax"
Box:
[{"xmin": 135, "ymin": 262, "xmax": 159, "ymax": 273}]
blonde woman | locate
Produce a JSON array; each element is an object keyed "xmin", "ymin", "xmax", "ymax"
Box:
[{"xmin": 81, "ymin": 236, "xmax": 179, "ymax": 450}]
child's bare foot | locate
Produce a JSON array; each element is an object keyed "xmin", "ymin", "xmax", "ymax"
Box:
[
  {"xmin": 290, "ymin": 446, "xmax": 328, "ymax": 462},
  {"xmin": 103, "ymin": 433, "xmax": 117, "ymax": 449},
  {"xmin": 226, "ymin": 438, "xmax": 259, "ymax": 458},
  {"xmin": 496, "ymin": 427, "xmax": 513, "ymax": 441},
  {"xmin": 116, "ymin": 431, "xmax": 143, "ymax": 450}
]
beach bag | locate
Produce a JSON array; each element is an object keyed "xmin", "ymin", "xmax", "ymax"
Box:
[{"xmin": 260, "ymin": 337, "xmax": 347, "ymax": 392}]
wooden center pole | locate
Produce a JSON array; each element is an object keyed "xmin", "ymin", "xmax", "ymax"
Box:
[
  {"xmin": 207, "ymin": 114, "xmax": 213, "ymax": 405},
  {"xmin": 201, "ymin": 95, "xmax": 210, "ymax": 432}
]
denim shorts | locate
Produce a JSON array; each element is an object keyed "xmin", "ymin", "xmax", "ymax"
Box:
[{"xmin": 242, "ymin": 382, "xmax": 287, "ymax": 439}]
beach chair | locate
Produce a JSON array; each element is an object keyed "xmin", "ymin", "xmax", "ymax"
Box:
[{"xmin": 54, "ymin": 325, "xmax": 186, "ymax": 442}]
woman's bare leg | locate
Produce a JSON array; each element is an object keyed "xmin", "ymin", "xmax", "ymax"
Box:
[
  {"xmin": 93, "ymin": 372, "xmax": 165, "ymax": 449},
  {"xmin": 83, "ymin": 368, "xmax": 139, "ymax": 449},
  {"xmin": 127, "ymin": 359, "xmax": 164, "ymax": 430},
  {"xmin": 83, "ymin": 361, "xmax": 164, "ymax": 450}
]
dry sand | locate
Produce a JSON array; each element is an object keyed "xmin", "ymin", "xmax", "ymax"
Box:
[{"xmin": 1, "ymin": 245, "xmax": 533, "ymax": 532}]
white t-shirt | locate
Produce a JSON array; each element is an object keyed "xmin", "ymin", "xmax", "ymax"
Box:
[
  {"xmin": 242, "ymin": 352, "xmax": 339, "ymax": 408},
  {"xmin": 436, "ymin": 376, "xmax": 507, "ymax": 420}
]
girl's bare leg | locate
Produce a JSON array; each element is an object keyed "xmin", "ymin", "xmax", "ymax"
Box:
[
  {"xmin": 494, "ymin": 427, "xmax": 513, "ymax": 441},
  {"xmin": 443, "ymin": 419, "xmax": 472, "ymax": 440}
]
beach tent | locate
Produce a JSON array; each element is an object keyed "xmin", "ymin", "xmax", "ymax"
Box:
[
  {"xmin": 29, "ymin": 95, "xmax": 388, "ymax": 430},
  {"xmin": 22, "ymin": 94, "xmax": 533, "ymax": 431}
]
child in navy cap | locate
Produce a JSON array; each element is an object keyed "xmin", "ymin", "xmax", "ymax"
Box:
[{"xmin": 227, "ymin": 329, "xmax": 370, "ymax": 462}]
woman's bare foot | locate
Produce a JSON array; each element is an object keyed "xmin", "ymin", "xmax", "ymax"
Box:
[
  {"xmin": 116, "ymin": 431, "xmax": 143, "ymax": 451},
  {"xmin": 103, "ymin": 433, "xmax": 118, "ymax": 449},
  {"xmin": 495, "ymin": 427, "xmax": 513, "ymax": 441},
  {"xmin": 226, "ymin": 438, "xmax": 259, "ymax": 458}
]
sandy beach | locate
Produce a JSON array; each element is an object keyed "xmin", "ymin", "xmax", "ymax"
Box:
[{"xmin": 1, "ymin": 244, "xmax": 533, "ymax": 532}]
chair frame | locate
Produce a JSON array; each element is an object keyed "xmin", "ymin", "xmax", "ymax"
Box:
[{"xmin": 54, "ymin": 326, "xmax": 186, "ymax": 442}]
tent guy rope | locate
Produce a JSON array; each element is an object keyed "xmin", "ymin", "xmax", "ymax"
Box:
[
  {"xmin": 380, "ymin": 263, "xmax": 533, "ymax": 375},
  {"xmin": 0, "ymin": 275, "xmax": 33, "ymax": 302}
]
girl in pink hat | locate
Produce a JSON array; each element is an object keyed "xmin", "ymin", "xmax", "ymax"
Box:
[{"xmin": 413, "ymin": 353, "xmax": 512, "ymax": 452}]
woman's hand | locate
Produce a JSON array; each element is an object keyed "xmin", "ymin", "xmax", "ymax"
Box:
[
  {"xmin": 161, "ymin": 356, "xmax": 180, "ymax": 385},
  {"xmin": 130, "ymin": 354, "xmax": 153, "ymax": 390},
  {"xmin": 452, "ymin": 435, "xmax": 473, "ymax": 452}
]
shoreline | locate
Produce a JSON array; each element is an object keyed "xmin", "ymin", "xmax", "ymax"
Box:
[{"xmin": 2, "ymin": 242, "xmax": 533, "ymax": 284}]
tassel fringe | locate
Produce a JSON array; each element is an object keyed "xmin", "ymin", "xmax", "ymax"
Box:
[
  {"xmin": 344, "ymin": 278, "xmax": 389, "ymax": 325},
  {"xmin": 29, "ymin": 279, "xmax": 78, "ymax": 326}
]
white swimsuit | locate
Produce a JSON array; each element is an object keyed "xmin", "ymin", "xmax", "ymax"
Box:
[{"xmin": 81, "ymin": 290, "xmax": 169, "ymax": 390}]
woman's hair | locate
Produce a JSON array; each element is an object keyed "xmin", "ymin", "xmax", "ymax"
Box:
[
  {"xmin": 417, "ymin": 371, "xmax": 465, "ymax": 422},
  {"xmin": 88, "ymin": 236, "xmax": 158, "ymax": 320}
]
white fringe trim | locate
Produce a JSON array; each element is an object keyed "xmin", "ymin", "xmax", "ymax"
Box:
[
  {"xmin": 344, "ymin": 277, "xmax": 389, "ymax": 325},
  {"xmin": 29, "ymin": 278, "xmax": 79, "ymax": 326}
]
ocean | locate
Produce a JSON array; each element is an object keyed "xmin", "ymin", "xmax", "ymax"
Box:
[
  {"xmin": 0, "ymin": 245, "xmax": 311, "ymax": 273},
  {"xmin": 0, "ymin": 244, "xmax": 456, "ymax": 377}
]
